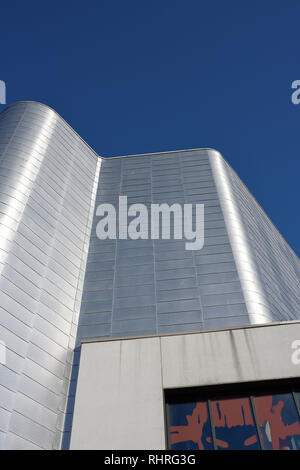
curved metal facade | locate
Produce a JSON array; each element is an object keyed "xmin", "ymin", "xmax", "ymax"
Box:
[
  {"xmin": 78, "ymin": 149, "xmax": 299, "ymax": 343},
  {"xmin": 0, "ymin": 102, "xmax": 100, "ymax": 449},
  {"xmin": 0, "ymin": 101, "xmax": 299, "ymax": 449},
  {"xmin": 78, "ymin": 150, "xmax": 242, "ymax": 341}
]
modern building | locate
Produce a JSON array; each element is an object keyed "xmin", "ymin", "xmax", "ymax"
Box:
[{"xmin": 0, "ymin": 101, "xmax": 299, "ymax": 450}]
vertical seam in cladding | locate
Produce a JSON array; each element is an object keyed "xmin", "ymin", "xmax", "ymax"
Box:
[
  {"xmin": 60, "ymin": 156, "xmax": 101, "ymax": 449},
  {"xmin": 207, "ymin": 149, "xmax": 273, "ymax": 323},
  {"xmin": 76, "ymin": 156, "xmax": 102, "ymax": 342},
  {"xmin": 110, "ymin": 159, "xmax": 122, "ymax": 337},
  {"xmin": 151, "ymin": 155, "xmax": 159, "ymax": 335},
  {"xmin": 179, "ymin": 151, "xmax": 204, "ymax": 325}
]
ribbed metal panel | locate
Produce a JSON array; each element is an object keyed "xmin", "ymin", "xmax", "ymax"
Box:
[
  {"xmin": 223, "ymin": 154, "xmax": 300, "ymax": 323},
  {"xmin": 78, "ymin": 148, "xmax": 299, "ymax": 343},
  {"xmin": 78, "ymin": 149, "xmax": 245, "ymax": 343},
  {"xmin": 0, "ymin": 102, "xmax": 100, "ymax": 449}
]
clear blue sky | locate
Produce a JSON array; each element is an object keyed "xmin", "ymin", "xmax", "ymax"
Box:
[{"xmin": 1, "ymin": 1, "xmax": 299, "ymax": 256}]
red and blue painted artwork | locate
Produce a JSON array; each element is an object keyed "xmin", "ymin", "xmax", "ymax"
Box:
[{"xmin": 169, "ymin": 392, "xmax": 300, "ymax": 450}]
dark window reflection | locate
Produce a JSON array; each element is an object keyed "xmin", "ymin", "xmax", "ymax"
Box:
[
  {"xmin": 295, "ymin": 392, "xmax": 300, "ymax": 411},
  {"xmin": 254, "ymin": 393, "xmax": 300, "ymax": 450},
  {"xmin": 167, "ymin": 387, "xmax": 300, "ymax": 450},
  {"xmin": 169, "ymin": 401, "xmax": 213, "ymax": 450},
  {"xmin": 211, "ymin": 397, "xmax": 260, "ymax": 449}
]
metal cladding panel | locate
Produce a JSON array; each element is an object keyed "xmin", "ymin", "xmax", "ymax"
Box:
[
  {"xmin": 223, "ymin": 155, "xmax": 300, "ymax": 322},
  {"xmin": 0, "ymin": 102, "xmax": 100, "ymax": 449},
  {"xmin": 79, "ymin": 148, "xmax": 299, "ymax": 344},
  {"xmin": 78, "ymin": 149, "xmax": 248, "ymax": 345}
]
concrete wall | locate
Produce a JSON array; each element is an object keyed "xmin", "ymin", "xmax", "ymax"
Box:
[
  {"xmin": 70, "ymin": 337, "xmax": 165, "ymax": 450},
  {"xmin": 70, "ymin": 321, "xmax": 300, "ymax": 450}
]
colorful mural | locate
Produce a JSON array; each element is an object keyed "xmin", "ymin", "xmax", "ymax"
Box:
[
  {"xmin": 254, "ymin": 394, "xmax": 300, "ymax": 450},
  {"xmin": 168, "ymin": 391, "xmax": 300, "ymax": 450}
]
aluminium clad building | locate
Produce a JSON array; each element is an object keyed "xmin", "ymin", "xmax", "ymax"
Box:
[{"xmin": 0, "ymin": 101, "xmax": 299, "ymax": 450}]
